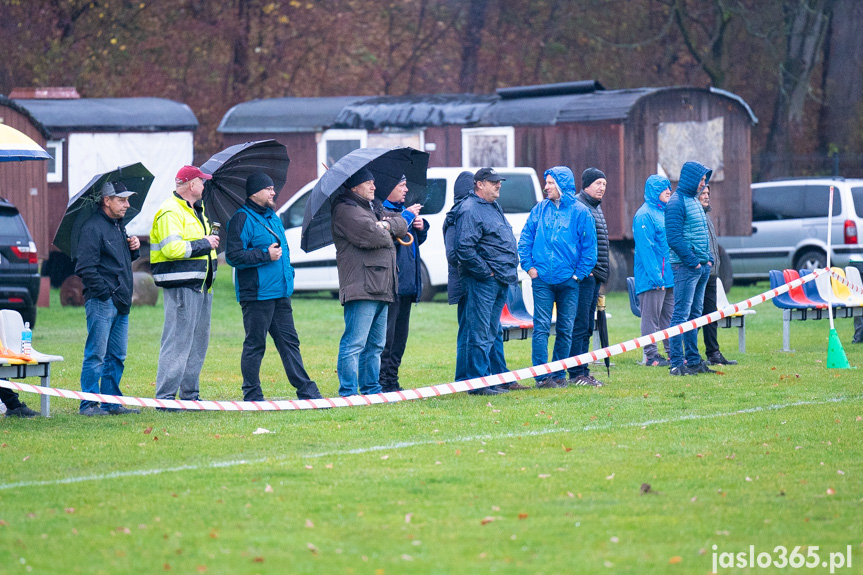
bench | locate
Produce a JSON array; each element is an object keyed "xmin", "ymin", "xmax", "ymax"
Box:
[{"xmin": 0, "ymin": 310, "xmax": 64, "ymax": 417}]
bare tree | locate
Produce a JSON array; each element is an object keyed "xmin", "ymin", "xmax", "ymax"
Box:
[{"xmin": 458, "ymin": 0, "xmax": 490, "ymax": 92}]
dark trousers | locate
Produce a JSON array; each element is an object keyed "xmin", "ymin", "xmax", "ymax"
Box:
[
  {"xmin": 0, "ymin": 387, "xmax": 22, "ymax": 410},
  {"xmin": 240, "ymin": 297, "xmax": 320, "ymax": 401},
  {"xmin": 460, "ymin": 275, "xmax": 508, "ymax": 382},
  {"xmin": 701, "ymin": 275, "xmax": 720, "ymax": 356},
  {"xmin": 567, "ymin": 276, "xmax": 601, "ymax": 379},
  {"xmin": 380, "ymin": 295, "xmax": 414, "ymax": 390}
]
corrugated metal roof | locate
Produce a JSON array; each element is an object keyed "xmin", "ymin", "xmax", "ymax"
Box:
[
  {"xmin": 218, "ymin": 96, "xmax": 370, "ymax": 133},
  {"xmin": 480, "ymin": 88, "xmax": 659, "ymax": 125},
  {"xmin": 334, "ymin": 94, "xmax": 497, "ymax": 130},
  {"xmin": 13, "ymin": 97, "xmax": 198, "ymax": 132}
]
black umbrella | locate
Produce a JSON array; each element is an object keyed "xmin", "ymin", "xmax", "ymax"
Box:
[
  {"xmin": 300, "ymin": 147, "xmax": 429, "ymax": 253},
  {"xmin": 200, "ymin": 139, "xmax": 290, "ymax": 250},
  {"xmin": 595, "ymin": 294, "xmax": 610, "ymax": 377},
  {"xmin": 53, "ymin": 163, "xmax": 153, "ymax": 259}
]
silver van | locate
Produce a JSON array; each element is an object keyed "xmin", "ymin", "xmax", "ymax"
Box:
[{"xmin": 719, "ymin": 177, "xmax": 863, "ymax": 282}]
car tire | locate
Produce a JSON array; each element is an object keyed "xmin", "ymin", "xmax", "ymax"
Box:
[
  {"xmin": 793, "ymin": 249, "xmax": 826, "ymax": 273},
  {"xmin": 419, "ymin": 262, "xmax": 434, "ymax": 302}
]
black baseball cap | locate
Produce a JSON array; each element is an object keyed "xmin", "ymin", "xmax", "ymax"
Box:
[
  {"xmin": 473, "ymin": 167, "xmax": 506, "ymax": 183},
  {"xmin": 100, "ymin": 181, "xmax": 136, "ymax": 198}
]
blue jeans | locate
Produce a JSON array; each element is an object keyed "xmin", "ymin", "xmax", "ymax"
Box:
[
  {"xmin": 338, "ymin": 299, "xmax": 388, "ymax": 396},
  {"xmin": 460, "ymin": 275, "xmax": 508, "ymax": 382},
  {"xmin": 668, "ymin": 263, "xmax": 711, "ymax": 368},
  {"xmin": 567, "ymin": 275, "xmax": 601, "ymax": 379},
  {"xmin": 532, "ymin": 277, "xmax": 579, "ymax": 381},
  {"xmin": 80, "ymin": 298, "xmax": 129, "ymax": 412},
  {"xmin": 455, "ymin": 298, "xmax": 507, "ymax": 380}
]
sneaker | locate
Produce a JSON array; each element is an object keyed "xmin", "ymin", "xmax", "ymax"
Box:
[
  {"xmin": 669, "ymin": 365, "xmax": 696, "ymax": 376},
  {"xmin": 79, "ymin": 405, "xmax": 109, "ymax": 416},
  {"xmin": 5, "ymin": 403, "xmax": 38, "ymax": 418},
  {"xmin": 692, "ymin": 361, "xmax": 717, "ymax": 374},
  {"xmin": 104, "ymin": 406, "xmax": 141, "ymax": 415},
  {"xmin": 468, "ymin": 387, "xmax": 504, "ymax": 396},
  {"xmin": 708, "ymin": 353, "xmax": 737, "ymax": 366},
  {"xmin": 380, "ymin": 385, "xmax": 405, "ymax": 393},
  {"xmin": 501, "ymin": 382, "xmax": 531, "ymax": 391},
  {"xmin": 645, "ymin": 357, "xmax": 670, "ymax": 367},
  {"xmin": 492, "ymin": 385, "xmax": 511, "ymax": 393},
  {"xmin": 536, "ymin": 378, "xmax": 566, "ymax": 389},
  {"xmin": 582, "ymin": 374, "xmax": 605, "ymax": 387}
]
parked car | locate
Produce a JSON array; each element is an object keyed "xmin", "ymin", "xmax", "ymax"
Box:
[
  {"xmin": 276, "ymin": 167, "xmax": 544, "ymax": 300},
  {"xmin": 719, "ymin": 177, "xmax": 863, "ymax": 282},
  {"xmin": 0, "ymin": 198, "xmax": 40, "ymax": 326}
]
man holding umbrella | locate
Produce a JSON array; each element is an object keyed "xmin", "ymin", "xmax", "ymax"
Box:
[
  {"xmin": 151, "ymin": 165, "xmax": 219, "ymax": 405},
  {"xmin": 75, "ymin": 181, "xmax": 141, "ymax": 416},
  {"xmin": 225, "ymin": 172, "xmax": 324, "ymax": 402},
  {"xmin": 332, "ymin": 167, "xmax": 407, "ymax": 397}
]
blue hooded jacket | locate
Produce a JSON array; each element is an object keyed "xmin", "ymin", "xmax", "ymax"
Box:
[
  {"xmin": 633, "ymin": 175, "xmax": 674, "ymax": 294},
  {"xmin": 665, "ymin": 161, "xmax": 713, "ymax": 267},
  {"xmin": 518, "ymin": 166, "xmax": 597, "ymax": 284}
]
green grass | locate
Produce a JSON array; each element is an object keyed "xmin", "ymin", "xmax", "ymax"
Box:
[{"xmin": 2, "ymin": 275, "xmax": 862, "ymax": 574}]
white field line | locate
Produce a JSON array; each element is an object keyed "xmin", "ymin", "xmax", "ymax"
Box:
[{"xmin": 1, "ymin": 394, "xmax": 857, "ymax": 492}]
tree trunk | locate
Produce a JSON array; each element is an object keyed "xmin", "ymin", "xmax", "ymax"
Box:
[
  {"xmin": 817, "ymin": 0, "xmax": 863, "ymax": 159},
  {"xmin": 760, "ymin": 0, "xmax": 831, "ymax": 180},
  {"xmin": 458, "ymin": 0, "xmax": 490, "ymax": 93}
]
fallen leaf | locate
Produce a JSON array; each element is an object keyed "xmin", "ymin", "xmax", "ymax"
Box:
[
  {"xmin": 381, "ymin": 455, "xmax": 389, "ymax": 460},
  {"xmin": 163, "ymin": 563, "xmax": 171, "ymax": 571},
  {"xmin": 252, "ymin": 428, "xmax": 272, "ymax": 435},
  {"xmin": 655, "ymin": 453, "xmax": 661, "ymax": 458},
  {"xmin": 64, "ymin": 508, "xmax": 74, "ymax": 514},
  {"xmin": 0, "ymin": 520, "xmax": 8, "ymax": 526},
  {"xmin": 209, "ymin": 530, "xmax": 218, "ymax": 539},
  {"xmin": 305, "ymin": 519, "xmax": 314, "ymax": 528},
  {"xmin": 264, "ymin": 485, "xmax": 273, "ymax": 493},
  {"xmin": 696, "ymin": 454, "xmax": 703, "ymax": 458},
  {"xmin": 497, "ymin": 451, "xmax": 506, "ymax": 456},
  {"xmin": 669, "ymin": 556, "xmax": 682, "ymax": 564},
  {"xmin": 22, "ymin": 456, "xmax": 29, "ymax": 462},
  {"xmin": 143, "ymin": 427, "xmax": 152, "ymax": 434},
  {"xmin": 401, "ymin": 554, "xmax": 413, "ymax": 561},
  {"xmin": 305, "ymin": 465, "xmax": 313, "ymax": 469},
  {"xmin": 827, "ymin": 487, "xmax": 836, "ymax": 495},
  {"xmin": 455, "ymin": 449, "xmax": 461, "ymax": 456},
  {"xmin": 307, "ymin": 543, "xmax": 318, "ymax": 555},
  {"xmin": 606, "ymin": 473, "xmax": 615, "ymax": 480},
  {"xmin": 196, "ymin": 566, "xmax": 206, "ymax": 573},
  {"xmin": 562, "ymin": 444, "xmax": 572, "ymax": 452},
  {"xmin": 837, "ymin": 470, "xmax": 845, "ymax": 475},
  {"xmin": 153, "ymin": 436, "xmax": 159, "ymax": 441},
  {"xmin": 567, "ymin": 492, "xmax": 575, "ymax": 498},
  {"xmin": 405, "ymin": 513, "xmax": 412, "ymax": 524},
  {"xmin": 640, "ymin": 483, "xmax": 652, "ymax": 494},
  {"xmin": 610, "ymin": 536, "xmax": 619, "ymax": 543},
  {"xmin": 746, "ymin": 477, "xmax": 752, "ymax": 482},
  {"xmin": 538, "ymin": 474, "xmax": 550, "ymax": 478},
  {"xmin": 690, "ymin": 496, "xmax": 697, "ymax": 503},
  {"xmin": 252, "ymin": 557, "xmax": 264, "ymax": 563},
  {"xmin": 480, "ymin": 517, "xmax": 495, "ymax": 525},
  {"xmin": 325, "ymin": 463, "xmax": 333, "ymax": 469},
  {"xmin": 518, "ymin": 513, "xmax": 528, "ymax": 520}
]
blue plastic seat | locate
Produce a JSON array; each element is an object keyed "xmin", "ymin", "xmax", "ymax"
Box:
[
  {"xmin": 626, "ymin": 277, "xmax": 641, "ymax": 318},
  {"xmin": 770, "ymin": 269, "xmax": 809, "ymax": 309}
]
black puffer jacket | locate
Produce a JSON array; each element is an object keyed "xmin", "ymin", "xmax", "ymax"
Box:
[{"xmin": 577, "ymin": 191, "xmax": 609, "ymax": 283}]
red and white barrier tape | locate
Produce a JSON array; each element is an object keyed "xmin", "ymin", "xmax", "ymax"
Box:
[{"xmin": 0, "ymin": 267, "xmax": 838, "ymax": 411}]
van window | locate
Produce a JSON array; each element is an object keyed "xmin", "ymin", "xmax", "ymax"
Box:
[
  {"xmin": 281, "ymin": 190, "xmax": 310, "ymax": 229},
  {"xmin": 752, "ymin": 185, "xmax": 840, "ymax": 221},
  {"xmin": 417, "ymin": 178, "xmax": 446, "ymax": 215},
  {"xmin": 852, "ymin": 187, "xmax": 863, "ymax": 218},
  {"xmin": 498, "ymin": 174, "xmax": 538, "ymax": 213}
]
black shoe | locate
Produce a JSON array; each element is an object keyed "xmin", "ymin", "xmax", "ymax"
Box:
[
  {"xmin": 380, "ymin": 385, "xmax": 405, "ymax": 393},
  {"xmin": 105, "ymin": 406, "xmax": 141, "ymax": 415},
  {"xmin": 6, "ymin": 403, "xmax": 38, "ymax": 418},
  {"xmin": 492, "ymin": 385, "xmax": 510, "ymax": 393},
  {"xmin": 645, "ymin": 356, "xmax": 670, "ymax": 367},
  {"xmin": 536, "ymin": 378, "xmax": 566, "ymax": 389},
  {"xmin": 692, "ymin": 361, "xmax": 717, "ymax": 374},
  {"xmin": 155, "ymin": 407, "xmax": 184, "ymax": 412},
  {"xmin": 708, "ymin": 353, "xmax": 737, "ymax": 366},
  {"xmin": 79, "ymin": 405, "xmax": 110, "ymax": 416},
  {"xmin": 469, "ymin": 387, "xmax": 503, "ymax": 396},
  {"xmin": 501, "ymin": 382, "xmax": 531, "ymax": 391},
  {"xmin": 669, "ymin": 365, "xmax": 696, "ymax": 376}
]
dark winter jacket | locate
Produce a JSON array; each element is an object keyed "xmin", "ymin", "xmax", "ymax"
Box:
[
  {"xmin": 704, "ymin": 205, "xmax": 720, "ymax": 278},
  {"xmin": 382, "ymin": 199, "xmax": 429, "ymax": 302},
  {"xmin": 443, "ymin": 171, "xmax": 474, "ymax": 304},
  {"xmin": 577, "ymin": 190, "xmax": 610, "ymax": 283},
  {"xmin": 665, "ymin": 161, "xmax": 713, "ymax": 267},
  {"xmin": 454, "ymin": 191, "xmax": 519, "ymax": 286},
  {"xmin": 225, "ymin": 198, "xmax": 295, "ymax": 302},
  {"xmin": 331, "ymin": 189, "xmax": 408, "ymax": 305},
  {"xmin": 518, "ymin": 166, "xmax": 597, "ymax": 284},
  {"xmin": 633, "ymin": 175, "xmax": 675, "ymax": 294},
  {"xmin": 75, "ymin": 209, "xmax": 140, "ymax": 315}
]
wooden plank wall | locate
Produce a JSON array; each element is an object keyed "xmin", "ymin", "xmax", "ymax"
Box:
[
  {"xmin": 424, "ymin": 126, "xmax": 463, "ymax": 168},
  {"xmin": 0, "ymin": 107, "xmax": 50, "ymax": 258}
]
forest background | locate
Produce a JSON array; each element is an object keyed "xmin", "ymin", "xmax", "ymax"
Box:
[{"xmin": 1, "ymin": 0, "xmax": 861, "ymax": 181}]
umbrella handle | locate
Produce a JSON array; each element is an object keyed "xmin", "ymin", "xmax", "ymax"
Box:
[{"xmin": 396, "ymin": 234, "xmax": 414, "ymax": 247}]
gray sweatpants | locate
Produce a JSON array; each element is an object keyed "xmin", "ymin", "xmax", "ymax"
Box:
[
  {"xmin": 155, "ymin": 287, "xmax": 212, "ymax": 400},
  {"xmin": 639, "ymin": 287, "xmax": 674, "ymax": 362}
]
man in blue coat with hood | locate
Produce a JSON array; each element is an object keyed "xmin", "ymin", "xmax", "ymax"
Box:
[
  {"xmin": 633, "ymin": 175, "xmax": 675, "ymax": 366},
  {"xmin": 226, "ymin": 172, "xmax": 323, "ymax": 401},
  {"xmin": 519, "ymin": 166, "xmax": 597, "ymax": 388},
  {"xmin": 664, "ymin": 161, "xmax": 714, "ymax": 376}
]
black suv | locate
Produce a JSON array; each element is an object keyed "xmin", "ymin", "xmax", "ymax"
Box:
[{"xmin": 0, "ymin": 198, "xmax": 39, "ymax": 326}]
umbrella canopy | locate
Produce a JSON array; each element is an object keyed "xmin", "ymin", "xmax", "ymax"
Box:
[
  {"xmin": 0, "ymin": 124, "xmax": 51, "ymax": 162},
  {"xmin": 200, "ymin": 139, "xmax": 290, "ymax": 250},
  {"xmin": 300, "ymin": 147, "xmax": 429, "ymax": 252},
  {"xmin": 53, "ymin": 163, "xmax": 153, "ymax": 258}
]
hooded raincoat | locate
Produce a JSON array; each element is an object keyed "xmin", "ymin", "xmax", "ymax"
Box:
[
  {"xmin": 633, "ymin": 175, "xmax": 674, "ymax": 295},
  {"xmin": 518, "ymin": 166, "xmax": 597, "ymax": 284}
]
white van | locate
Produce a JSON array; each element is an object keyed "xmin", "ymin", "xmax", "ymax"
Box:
[{"xmin": 276, "ymin": 167, "xmax": 544, "ymax": 299}]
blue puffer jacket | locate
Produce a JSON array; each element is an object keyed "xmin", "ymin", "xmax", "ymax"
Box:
[
  {"xmin": 665, "ymin": 161, "xmax": 713, "ymax": 267},
  {"xmin": 518, "ymin": 166, "xmax": 597, "ymax": 284},
  {"xmin": 225, "ymin": 199, "xmax": 295, "ymax": 301},
  {"xmin": 633, "ymin": 175, "xmax": 674, "ymax": 294}
]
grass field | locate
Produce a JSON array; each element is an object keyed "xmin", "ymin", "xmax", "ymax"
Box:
[{"xmin": 1, "ymin": 274, "xmax": 862, "ymax": 574}]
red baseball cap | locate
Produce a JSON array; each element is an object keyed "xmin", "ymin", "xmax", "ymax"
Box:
[{"xmin": 175, "ymin": 165, "xmax": 212, "ymax": 184}]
